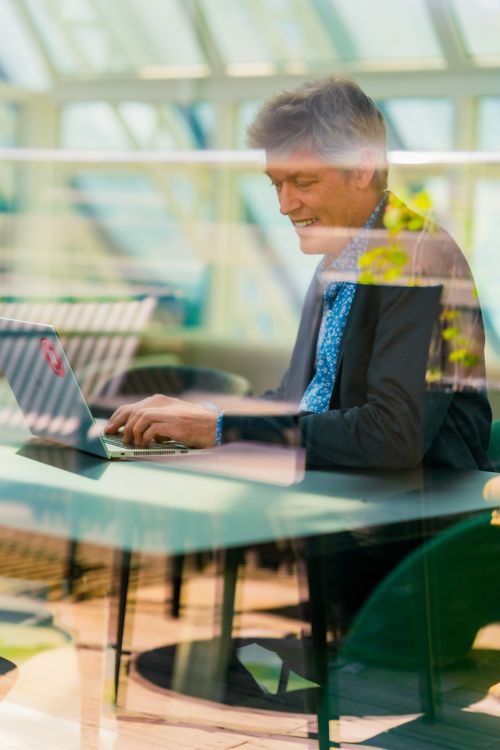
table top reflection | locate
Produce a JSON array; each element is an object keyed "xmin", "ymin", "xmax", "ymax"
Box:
[{"xmin": 0, "ymin": 429, "xmax": 498, "ymax": 556}]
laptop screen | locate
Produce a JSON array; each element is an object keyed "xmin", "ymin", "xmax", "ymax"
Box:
[{"xmin": 0, "ymin": 317, "xmax": 107, "ymax": 457}]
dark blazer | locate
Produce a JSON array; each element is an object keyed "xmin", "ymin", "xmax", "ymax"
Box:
[{"xmin": 222, "ymin": 200, "xmax": 492, "ymax": 471}]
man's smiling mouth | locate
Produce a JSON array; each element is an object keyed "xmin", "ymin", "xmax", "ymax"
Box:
[{"xmin": 293, "ymin": 219, "xmax": 318, "ymax": 228}]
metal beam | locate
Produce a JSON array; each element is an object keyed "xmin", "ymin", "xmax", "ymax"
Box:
[
  {"xmin": 86, "ymin": 0, "xmax": 133, "ymax": 69},
  {"xmin": 16, "ymin": 0, "xmax": 58, "ymax": 83},
  {"xmin": 44, "ymin": 0, "xmax": 91, "ymax": 74},
  {"xmin": 50, "ymin": 67, "xmax": 500, "ymax": 104},
  {"xmin": 0, "ymin": 83, "xmax": 44, "ymax": 102},
  {"xmin": 183, "ymin": 0, "xmax": 225, "ymax": 76},
  {"xmin": 310, "ymin": 0, "xmax": 357, "ymax": 60},
  {"xmin": 423, "ymin": 0, "xmax": 472, "ymax": 72}
]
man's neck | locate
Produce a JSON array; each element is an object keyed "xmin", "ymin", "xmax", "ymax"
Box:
[{"xmin": 357, "ymin": 189, "xmax": 385, "ymax": 228}]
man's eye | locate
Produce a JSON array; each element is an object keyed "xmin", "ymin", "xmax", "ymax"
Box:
[{"xmin": 295, "ymin": 181, "xmax": 315, "ymax": 189}]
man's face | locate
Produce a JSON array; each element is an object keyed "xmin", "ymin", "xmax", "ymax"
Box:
[{"xmin": 265, "ymin": 149, "xmax": 370, "ymax": 255}]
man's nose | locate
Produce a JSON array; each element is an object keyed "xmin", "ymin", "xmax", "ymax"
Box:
[{"xmin": 279, "ymin": 183, "xmax": 301, "ymax": 215}]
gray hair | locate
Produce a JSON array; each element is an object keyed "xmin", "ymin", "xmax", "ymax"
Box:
[{"xmin": 247, "ymin": 76, "xmax": 388, "ymax": 191}]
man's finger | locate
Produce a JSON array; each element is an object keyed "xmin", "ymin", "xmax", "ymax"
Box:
[
  {"xmin": 105, "ymin": 405, "xmax": 134, "ymax": 433},
  {"xmin": 122, "ymin": 410, "xmax": 144, "ymax": 443},
  {"xmin": 132, "ymin": 410, "xmax": 169, "ymax": 446},
  {"xmin": 141, "ymin": 422, "xmax": 174, "ymax": 446}
]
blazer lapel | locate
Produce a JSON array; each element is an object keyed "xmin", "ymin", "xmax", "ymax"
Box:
[{"xmin": 283, "ymin": 271, "xmax": 323, "ymax": 402}]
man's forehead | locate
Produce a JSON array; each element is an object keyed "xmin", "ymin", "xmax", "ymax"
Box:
[{"xmin": 265, "ymin": 149, "xmax": 331, "ymax": 177}]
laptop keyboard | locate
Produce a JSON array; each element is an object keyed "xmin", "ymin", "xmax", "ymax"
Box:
[{"xmin": 102, "ymin": 433, "xmax": 187, "ymax": 450}]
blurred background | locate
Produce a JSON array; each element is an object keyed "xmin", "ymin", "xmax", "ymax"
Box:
[{"xmin": 0, "ymin": 0, "xmax": 500, "ymax": 401}]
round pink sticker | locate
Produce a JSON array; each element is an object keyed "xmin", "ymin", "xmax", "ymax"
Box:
[{"xmin": 40, "ymin": 337, "xmax": 65, "ymax": 377}]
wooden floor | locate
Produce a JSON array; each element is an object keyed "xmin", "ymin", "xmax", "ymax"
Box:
[{"xmin": 1, "ymin": 536, "xmax": 500, "ymax": 749}]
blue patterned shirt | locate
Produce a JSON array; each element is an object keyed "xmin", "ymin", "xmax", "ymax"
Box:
[{"xmin": 299, "ymin": 194, "xmax": 386, "ymax": 413}]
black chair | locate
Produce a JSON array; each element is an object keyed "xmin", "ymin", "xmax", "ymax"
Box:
[{"xmin": 91, "ymin": 363, "xmax": 251, "ymax": 419}]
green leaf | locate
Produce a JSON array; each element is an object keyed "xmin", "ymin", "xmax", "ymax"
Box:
[
  {"xmin": 448, "ymin": 348, "xmax": 467, "ymax": 363},
  {"xmin": 426, "ymin": 368, "xmax": 443, "ymax": 383},
  {"xmin": 383, "ymin": 268, "xmax": 402, "ymax": 281},
  {"xmin": 383, "ymin": 206, "xmax": 404, "ymax": 231},
  {"xmin": 358, "ymin": 271, "xmax": 376, "ymax": 285},
  {"xmin": 358, "ymin": 253, "xmax": 373, "ymax": 268},
  {"xmin": 412, "ymin": 191, "xmax": 433, "ymax": 212},
  {"xmin": 442, "ymin": 327, "xmax": 458, "ymax": 340},
  {"xmin": 440, "ymin": 310, "xmax": 459, "ymax": 321},
  {"xmin": 463, "ymin": 353, "xmax": 479, "ymax": 368},
  {"xmin": 407, "ymin": 216, "xmax": 424, "ymax": 232},
  {"xmin": 388, "ymin": 250, "xmax": 408, "ymax": 265}
]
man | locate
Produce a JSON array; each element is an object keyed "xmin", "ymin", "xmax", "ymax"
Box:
[{"xmin": 105, "ymin": 76, "xmax": 491, "ymax": 471}]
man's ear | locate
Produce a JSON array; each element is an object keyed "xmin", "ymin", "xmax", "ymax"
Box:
[{"xmin": 353, "ymin": 148, "xmax": 376, "ymax": 189}]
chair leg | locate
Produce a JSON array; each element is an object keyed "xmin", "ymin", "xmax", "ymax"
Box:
[
  {"xmin": 65, "ymin": 539, "xmax": 79, "ymax": 597},
  {"xmin": 170, "ymin": 554, "xmax": 185, "ymax": 618},
  {"xmin": 412, "ymin": 542, "xmax": 441, "ymax": 720}
]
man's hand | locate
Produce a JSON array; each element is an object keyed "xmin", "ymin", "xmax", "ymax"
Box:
[{"xmin": 104, "ymin": 394, "xmax": 218, "ymax": 448}]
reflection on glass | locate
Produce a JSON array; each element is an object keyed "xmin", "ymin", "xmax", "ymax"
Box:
[
  {"xmin": 473, "ymin": 179, "xmax": 500, "ymax": 342},
  {"xmin": 451, "ymin": 0, "xmax": 500, "ymax": 63},
  {"xmin": 479, "ymin": 97, "xmax": 500, "ymax": 151},
  {"xmin": 23, "ymin": 0, "xmax": 80, "ymax": 76},
  {"xmin": 22, "ymin": 0, "xmax": 207, "ymax": 78},
  {"xmin": 331, "ymin": 0, "xmax": 443, "ymax": 63},
  {"xmin": 0, "ymin": 0, "xmax": 50, "ymax": 88},
  {"xmin": 381, "ymin": 98, "xmax": 454, "ymax": 151}
]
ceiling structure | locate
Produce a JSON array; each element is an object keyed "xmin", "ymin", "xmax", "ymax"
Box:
[
  {"xmin": 0, "ymin": 0, "xmax": 499, "ymax": 102},
  {"xmin": 1, "ymin": 0, "xmax": 500, "ymax": 341}
]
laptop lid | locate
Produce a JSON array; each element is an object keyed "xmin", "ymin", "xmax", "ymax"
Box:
[
  {"xmin": 0, "ymin": 317, "xmax": 109, "ymax": 458},
  {"xmin": 0, "ymin": 317, "xmax": 191, "ymax": 459}
]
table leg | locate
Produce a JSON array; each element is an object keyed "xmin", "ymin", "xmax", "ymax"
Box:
[
  {"xmin": 106, "ymin": 548, "xmax": 137, "ymax": 707},
  {"xmin": 306, "ymin": 548, "xmax": 337, "ymax": 750}
]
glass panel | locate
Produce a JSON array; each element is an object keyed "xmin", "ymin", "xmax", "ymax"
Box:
[
  {"xmin": 238, "ymin": 102, "xmax": 263, "ymax": 149},
  {"xmin": 61, "ymin": 103, "xmax": 131, "ymax": 149},
  {"xmin": 158, "ymin": 105, "xmax": 198, "ymax": 149},
  {"xmin": 201, "ymin": 0, "xmax": 335, "ymax": 70},
  {"xmin": 0, "ymin": 102, "xmax": 18, "ymax": 213},
  {"xmin": 479, "ymin": 98, "xmax": 500, "ymax": 150},
  {"xmin": 189, "ymin": 102, "xmax": 215, "ymax": 149},
  {"xmin": 118, "ymin": 103, "xmax": 164, "ymax": 149},
  {"xmin": 118, "ymin": 103, "xmax": 198, "ymax": 149},
  {"xmin": 0, "ymin": 101, "xmax": 19, "ymax": 147},
  {"xmin": 59, "ymin": 0, "xmax": 96, "ymax": 23},
  {"xmin": 24, "ymin": 0, "xmax": 80, "ymax": 76},
  {"xmin": 200, "ymin": 0, "xmax": 272, "ymax": 67},
  {"xmin": 473, "ymin": 179, "xmax": 500, "ymax": 338},
  {"xmin": 381, "ymin": 99, "xmax": 454, "ymax": 151},
  {"xmin": 62, "ymin": 102, "xmax": 201, "ymax": 151},
  {"xmin": 67, "ymin": 172, "xmax": 204, "ymax": 296},
  {"xmin": 71, "ymin": 26, "xmax": 126, "ymax": 74},
  {"xmin": 81, "ymin": 0, "xmax": 150, "ymax": 70},
  {"xmin": 331, "ymin": 0, "xmax": 443, "ymax": 63},
  {"xmin": 24, "ymin": 0, "xmax": 207, "ymax": 78},
  {"xmin": 451, "ymin": 0, "xmax": 500, "ymax": 62},
  {"xmin": 250, "ymin": 0, "xmax": 337, "ymax": 67},
  {"xmin": 126, "ymin": 0, "xmax": 208, "ymax": 69},
  {"xmin": 0, "ymin": 0, "xmax": 50, "ymax": 88}
]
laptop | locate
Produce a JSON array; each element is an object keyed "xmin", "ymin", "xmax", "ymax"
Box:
[{"xmin": 0, "ymin": 316, "xmax": 190, "ymax": 459}]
